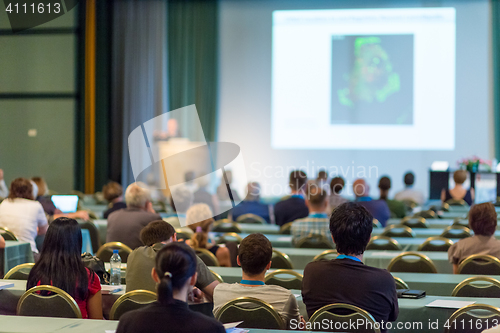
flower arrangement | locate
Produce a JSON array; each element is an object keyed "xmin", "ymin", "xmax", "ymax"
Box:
[{"xmin": 457, "ymin": 156, "xmax": 492, "ymax": 172}]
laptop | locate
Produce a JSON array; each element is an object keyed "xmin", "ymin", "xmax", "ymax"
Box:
[{"xmin": 51, "ymin": 195, "xmax": 79, "ymax": 213}]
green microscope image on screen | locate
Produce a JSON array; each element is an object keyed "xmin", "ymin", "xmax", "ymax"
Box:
[
  {"xmin": 331, "ymin": 34, "xmax": 414, "ymax": 125},
  {"xmin": 337, "ymin": 37, "xmax": 400, "ymax": 107}
]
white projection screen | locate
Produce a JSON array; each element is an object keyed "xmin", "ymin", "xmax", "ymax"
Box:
[{"xmin": 218, "ymin": 0, "xmax": 492, "ymax": 198}]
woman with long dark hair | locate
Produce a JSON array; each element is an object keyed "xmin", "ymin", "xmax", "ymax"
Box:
[
  {"xmin": 116, "ymin": 242, "xmax": 224, "ymax": 333},
  {"xmin": 26, "ymin": 217, "xmax": 102, "ymax": 319}
]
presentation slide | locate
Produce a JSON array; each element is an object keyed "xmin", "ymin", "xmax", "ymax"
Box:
[{"xmin": 272, "ymin": 8, "xmax": 456, "ymax": 150}]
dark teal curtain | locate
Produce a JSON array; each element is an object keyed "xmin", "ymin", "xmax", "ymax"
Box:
[
  {"xmin": 168, "ymin": 0, "xmax": 218, "ymax": 142},
  {"xmin": 494, "ymin": 0, "xmax": 500, "ymax": 159}
]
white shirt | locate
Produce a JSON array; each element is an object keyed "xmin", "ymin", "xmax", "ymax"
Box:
[
  {"xmin": 394, "ymin": 187, "xmax": 425, "ymax": 206},
  {"xmin": 0, "ymin": 198, "xmax": 48, "ymax": 252},
  {"xmin": 213, "ymin": 283, "xmax": 301, "ymax": 328},
  {"xmin": 0, "ymin": 180, "xmax": 8, "ymax": 198}
]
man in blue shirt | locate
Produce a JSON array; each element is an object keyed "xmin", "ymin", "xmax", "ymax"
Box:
[
  {"xmin": 353, "ymin": 178, "xmax": 391, "ymax": 226},
  {"xmin": 274, "ymin": 171, "xmax": 309, "ymax": 226},
  {"xmin": 231, "ymin": 182, "xmax": 272, "ymax": 223}
]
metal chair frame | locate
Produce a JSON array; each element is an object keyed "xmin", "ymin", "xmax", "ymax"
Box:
[
  {"xmin": 109, "ymin": 289, "xmax": 157, "ymax": 320},
  {"xmin": 387, "ymin": 251, "xmax": 438, "ymax": 273},
  {"xmin": 214, "ymin": 296, "xmax": 286, "ymax": 330},
  {"xmin": 17, "ymin": 285, "xmax": 82, "ymax": 318},
  {"xmin": 4, "ymin": 263, "xmax": 35, "ymax": 279}
]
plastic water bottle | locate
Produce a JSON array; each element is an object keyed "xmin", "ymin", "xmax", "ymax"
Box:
[{"xmin": 109, "ymin": 249, "xmax": 121, "ymax": 286}]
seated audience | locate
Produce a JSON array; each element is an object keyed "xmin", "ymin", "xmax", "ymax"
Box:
[
  {"xmin": 394, "ymin": 172, "xmax": 424, "ymax": 206},
  {"xmin": 183, "ymin": 171, "xmax": 199, "ymax": 194},
  {"xmin": 107, "ymin": 182, "xmax": 161, "ymax": 249},
  {"xmin": 231, "ymin": 182, "xmax": 272, "ymax": 223},
  {"xmin": 353, "ymin": 178, "xmax": 391, "ymax": 226},
  {"xmin": 31, "ymin": 176, "xmax": 90, "ymax": 221},
  {"xmin": 448, "ymin": 202, "xmax": 500, "ymax": 273},
  {"xmin": 0, "ymin": 178, "xmax": 48, "ymax": 256},
  {"xmin": 117, "ymin": 243, "xmax": 225, "ymax": 333},
  {"xmin": 0, "ymin": 234, "xmax": 5, "ymax": 248},
  {"xmin": 328, "ymin": 176, "xmax": 348, "ymax": 212},
  {"xmin": 302, "ymin": 203, "xmax": 398, "ymax": 332},
  {"xmin": 186, "ymin": 204, "xmax": 231, "ymax": 267},
  {"xmin": 213, "ymin": 233, "xmax": 301, "ymax": 328},
  {"xmin": 316, "ymin": 169, "xmax": 330, "ymax": 195},
  {"xmin": 441, "ymin": 170, "xmax": 474, "ymax": 206},
  {"xmin": 164, "ymin": 186, "xmax": 194, "ymax": 228},
  {"xmin": 0, "ymin": 168, "xmax": 8, "ymax": 198},
  {"xmin": 378, "ymin": 176, "xmax": 406, "ymax": 218},
  {"xmin": 27, "ymin": 217, "xmax": 102, "ymax": 319},
  {"xmin": 216, "ymin": 170, "xmax": 241, "ymax": 202},
  {"xmin": 274, "ymin": 170, "xmax": 309, "ymax": 226},
  {"xmin": 102, "ymin": 181, "xmax": 127, "ymax": 219},
  {"xmin": 126, "ymin": 220, "xmax": 219, "ymax": 300},
  {"xmin": 291, "ymin": 186, "xmax": 331, "ymax": 245},
  {"xmin": 193, "ymin": 177, "xmax": 219, "ymax": 215}
]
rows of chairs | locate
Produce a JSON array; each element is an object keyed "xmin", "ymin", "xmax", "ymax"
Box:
[{"xmin": 14, "ymin": 281, "xmax": 500, "ymax": 333}]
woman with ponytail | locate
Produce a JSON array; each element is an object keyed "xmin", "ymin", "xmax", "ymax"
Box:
[
  {"xmin": 116, "ymin": 242, "xmax": 225, "ymax": 333},
  {"xmin": 185, "ymin": 203, "xmax": 231, "ymax": 267}
]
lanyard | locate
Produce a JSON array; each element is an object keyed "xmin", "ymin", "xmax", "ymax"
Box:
[
  {"xmin": 309, "ymin": 213, "xmax": 328, "ymax": 218},
  {"xmin": 337, "ymin": 254, "xmax": 362, "ymax": 262},
  {"xmin": 240, "ymin": 280, "xmax": 265, "ymax": 285},
  {"xmin": 290, "ymin": 194, "xmax": 304, "ymax": 199}
]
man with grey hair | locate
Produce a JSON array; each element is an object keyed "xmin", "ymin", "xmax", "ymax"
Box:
[
  {"xmin": 107, "ymin": 182, "xmax": 162, "ymax": 249},
  {"xmin": 230, "ymin": 182, "xmax": 272, "ymax": 223}
]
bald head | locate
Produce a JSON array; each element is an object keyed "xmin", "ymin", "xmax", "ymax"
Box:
[{"xmin": 353, "ymin": 179, "xmax": 369, "ymax": 198}]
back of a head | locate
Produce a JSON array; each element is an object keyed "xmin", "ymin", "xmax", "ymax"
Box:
[
  {"xmin": 453, "ymin": 170, "xmax": 468, "ymax": 185},
  {"xmin": 28, "ymin": 217, "xmax": 87, "ymax": 300},
  {"xmin": 140, "ymin": 220, "xmax": 175, "ymax": 246},
  {"xmin": 186, "ymin": 203, "xmax": 214, "ymax": 248},
  {"xmin": 329, "ymin": 202, "xmax": 373, "ymax": 255},
  {"xmin": 306, "ymin": 186, "xmax": 327, "ymax": 210},
  {"xmin": 155, "ymin": 242, "xmax": 197, "ymax": 305},
  {"xmin": 238, "ymin": 233, "xmax": 272, "ymax": 276},
  {"xmin": 8, "ymin": 178, "xmax": 34, "ymax": 200},
  {"xmin": 184, "ymin": 171, "xmax": 196, "ymax": 183},
  {"xmin": 246, "ymin": 182, "xmax": 261, "ymax": 201},
  {"xmin": 289, "ymin": 170, "xmax": 307, "ymax": 192},
  {"xmin": 317, "ymin": 170, "xmax": 328, "ymax": 181},
  {"xmin": 378, "ymin": 176, "xmax": 391, "ymax": 191},
  {"xmin": 469, "ymin": 202, "xmax": 497, "ymax": 236},
  {"xmin": 31, "ymin": 176, "xmax": 48, "ymax": 197},
  {"xmin": 125, "ymin": 182, "xmax": 151, "ymax": 208},
  {"xmin": 404, "ymin": 172, "xmax": 415, "ymax": 186},
  {"xmin": 352, "ymin": 179, "xmax": 368, "ymax": 197},
  {"xmin": 170, "ymin": 186, "xmax": 194, "ymax": 213},
  {"xmin": 103, "ymin": 181, "xmax": 123, "ymax": 202},
  {"xmin": 330, "ymin": 177, "xmax": 345, "ymax": 194}
]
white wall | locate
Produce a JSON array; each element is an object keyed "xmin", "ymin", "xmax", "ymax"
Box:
[{"xmin": 217, "ymin": 0, "xmax": 492, "ymax": 199}]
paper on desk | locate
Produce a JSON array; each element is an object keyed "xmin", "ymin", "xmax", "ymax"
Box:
[
  {"xmin": 101, "ymin": 285, "xmax": 123, "ymax": 294},
  {"xmin": 0, "ymin": 281, "xmax": 14, "ymax": 290},
  {"xmin": 226, "ymin": 329, "xmax": 248, "ymax": 333},
  {"xmin": 425, "ymin": 300, "xmax": 475, "ymax": 309},
  {"xmin": 223, "ymin": 322, "xmax": 243, "ymax": 329}
]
